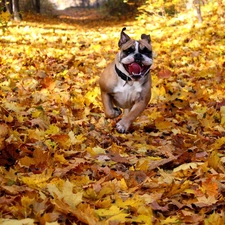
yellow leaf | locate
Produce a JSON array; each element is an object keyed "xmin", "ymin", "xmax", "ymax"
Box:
[
  {"xmin": 97, "ymin": 185, "xmax": 114, "ymax": 199},
  {"xmin": 85, "ymin": 86, "xmax": 100, "ymax": 107},
  {"xmin": 165, "ymin": 180, "xmax": 191, "ymax": 197},
  {"xmin": 136, "ymin": 159, "xmax": 149, "ymax": 171},
  {"xmin": 204, "ymin": 211, "xmax": 225, "ymax": 225},
  {"xmin": 134, "ymin": 215, "xmax": 152, "ymax": 225},
  {"xmin": 21, "ymin": 196, "xmax": 35, "ymax": 214},
  {"xmin": 32, "ymin": 109, "xmax": 42, "ymax": 118},
  {"xmin": 220, "ymin": 106, "xmax": 225, "ymax": 126},
  {"xmin": 28, "ymin": 129, "xmax": 43, "ymax": 140},
  {"xmin": 71, "ymin": 93, "xmax": 85, "ymax": 109},
  {"xmin": 0, "ymin": 11, "xmax": 10, "ymax": 21},
  {"xmin": 3, "ymin": 114, "xmax": 14, "ymax": 123},
  {"xmin": 20, "ymin": 168, "xmax": 53, "ymax": 188},
  {"xmin": 155, "ymin": 118, "xmax": 174, "ymax": 131},
  {"xmin": 213, "ymin": 137, "xmax": 225, "ymax": 150},
  {"xmin": 161, "ymin": 216, "xmax": 181, "ymax": 224},
  {"xmin": 45, "ymin": 125, "xmax": 60, "ymax": 135},
  {"xmin": 116, "ymin": 194, "xmax": 142, "ymax": 208},
  {"xmin": 107, "ymin": 213, "xmax": 129, "ymax": 223},
  {"xmin": 208, "ymin": 150, "xmax": 225, "ymax": 173},
  {"xmin": 54, "ymin": 152, "xmax": 68, "ymax": 164},
  {"xmin": 92, "ymin": 44, "xmax": 101, "ymax": 53},
  {"xmin": 97, "ymin": 58, "xmax": 107, "ymax": 68},
  {"xmin": 184, "ymin": 189, "xmax": 195, "ymax": 194},
  {"xmin": 2, "ymin": 100, "xmax": 25, "ymax": 113},
  {"xmin": 136, "ymin": 205, "xmax": 153, "ymax": 225},
  {"xmin": 151, "ymin": 85, "xmax": 166, "ymax": 103},
  {"xmin": 16, "ymin": 114, "xmax": 25, "ymax": 123},
  {"xmin": 0, "ymin": 218, "xmax": 35, "ymax": 225},
  {"xmin": 68, "ymin": 131, "xmax": 76, "ymax": 144},
  {"xmin": 173, "ymin": 162, "xmax": 203, "ymax": 172},
  {"xmin": 92, "ymin": 146, "xmax": 106, "ymax": 155},
  {"xmin": 71, "ymin": 134, "xmax": 86, "ymax": 145},
  {"xmin": 120, "ymin": 178, "xmax": 128, "ymax": 191},
  {"xmin": 147, "ymin": 108, "xmax": 162, "ymax": 121},
  {"xmin": 47, "ymin": 180, "xmax": 83, "ymax": 209},
  {"xmin": 46, "ymin": 222, "xmax": 60, "ymax": 225},
  {"xmin": 95, "ymin": 205, "xmax": 122, "ymax": 217}
]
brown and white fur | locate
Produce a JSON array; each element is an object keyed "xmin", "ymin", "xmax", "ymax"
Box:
[{"xmin": 99, "ymin": 28, "xmax": 153, "ymax": 133}]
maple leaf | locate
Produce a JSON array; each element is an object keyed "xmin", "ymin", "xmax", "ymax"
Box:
[
  {"xmin": 204, "ymin": 211, "xmax": 225, "ymax": 225},
  {"xmin": 51, "ymin": 134, "xmax": 71, "ymax": 148},
  {"xmin": 47, "ymin": 180, "xmax": 83, "ymax": 210},
  {"xmin": 208, "ymin": 150, "xmax": 225, "ymax": 173},
  {"xmin": 85, "ymin": 86, "xmax": 100, "ymax": 107},
  {"xmin": 20, "ymin": 168, "xmax": 54, "ymax": 188}
]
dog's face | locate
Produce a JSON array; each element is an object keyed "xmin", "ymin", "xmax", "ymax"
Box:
[{"xmin": 118, "ymin": 28, "xmax": 153, "ymax": 79}]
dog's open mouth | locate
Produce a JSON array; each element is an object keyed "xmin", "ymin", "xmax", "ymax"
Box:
[{"xmin": 124, "ymin": 62, "xmax": 150, "ymax": 78}]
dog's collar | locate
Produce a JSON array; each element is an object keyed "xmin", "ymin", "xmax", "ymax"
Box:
[{"xmin": 115, "ymin": 65, "xmax": 132, "ymax": 82}]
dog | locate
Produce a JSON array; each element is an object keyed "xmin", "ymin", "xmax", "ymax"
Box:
[{"xmin": 99, "ymin": 27, "xmax": 153, "ymax": 133}]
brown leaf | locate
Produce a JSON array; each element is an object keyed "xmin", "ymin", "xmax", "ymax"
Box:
[{"xmin": 157, "ymin": 68, "xmax": 173, "ymax": 79}]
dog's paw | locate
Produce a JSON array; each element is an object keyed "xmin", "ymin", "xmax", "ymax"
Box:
[{"xmin": 116, "ymin": 121, "xmax": 129, "ymax": 133}]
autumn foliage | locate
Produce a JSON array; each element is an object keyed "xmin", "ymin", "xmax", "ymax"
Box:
[{"xmin": 0, "ymin": 1, "xmax": 225, "ymax": 224}]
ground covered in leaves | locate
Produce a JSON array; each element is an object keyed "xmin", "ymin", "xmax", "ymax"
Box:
[{"xmin": 0, "ymin": 2, "xmax": 225, "ymax": 225}]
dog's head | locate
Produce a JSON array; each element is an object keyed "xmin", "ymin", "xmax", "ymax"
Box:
[{"xmin": 118, "ymin": 27, "xmax": 153, "ymax": 79}]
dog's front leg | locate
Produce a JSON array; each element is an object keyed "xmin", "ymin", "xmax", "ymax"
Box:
[
  {"xmin": 101, "ymin": 91, "xmax": 122, "ymax": 119},
  {"xmin": 116, "ymin": 101, "xmax": 147, "ymax": 133}
]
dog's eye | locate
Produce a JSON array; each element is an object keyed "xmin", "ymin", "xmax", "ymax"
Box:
[
  {"xmin": 124, "ymin": 47, "xmax": 135, "ymax": 55},
  {"xmin": 141, "ymin": 47, "xmax": 152, "ymax": 57}
]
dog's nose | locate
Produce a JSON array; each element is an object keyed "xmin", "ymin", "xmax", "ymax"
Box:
[{"xmin": 134, "ymin": 53, "xmax": 143, "ymax": 63}]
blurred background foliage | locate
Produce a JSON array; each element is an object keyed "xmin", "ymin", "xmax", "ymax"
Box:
[
  {"xmin": 0, "ymin": 0, "xmax": 224, "ymax": 26},
  {"xmin": 0, "ymin": 0, "xmax": 222, "ymax": 18}
]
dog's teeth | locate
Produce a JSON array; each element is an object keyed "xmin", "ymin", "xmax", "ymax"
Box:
[{"xmin": 132, "ymin": 72, "xmax": 142, "ymax": 76}]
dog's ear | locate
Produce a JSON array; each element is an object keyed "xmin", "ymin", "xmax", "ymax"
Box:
[
  {"xmin": 141, "ymin": 34, "xmax": 151, "ymax": 44},
  {"xmin": 118, "ymin": 27, "xmax": 130, "ymax": 47}
]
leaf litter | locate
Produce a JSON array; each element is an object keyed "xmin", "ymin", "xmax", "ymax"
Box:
[{"xmin": 0, "ymin": 3, "xmax": 225, "ymax": 225}]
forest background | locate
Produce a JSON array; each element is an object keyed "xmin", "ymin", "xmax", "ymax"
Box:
[{"xmin": 0, "ymin": 0, "xmax": 225, "ymax": 224}]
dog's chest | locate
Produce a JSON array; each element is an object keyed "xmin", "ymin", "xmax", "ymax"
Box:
[{"xmin": 112, "ymin": 81, "xmax": 143, "ymax": 108}]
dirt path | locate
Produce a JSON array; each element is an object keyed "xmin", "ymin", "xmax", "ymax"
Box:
[{"xmin": 54, "ymin": 8, "xmax": 104, "ymax": 22}]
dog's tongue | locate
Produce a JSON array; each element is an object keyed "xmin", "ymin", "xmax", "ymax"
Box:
[{"xmin": 128, "ymin": 63, "xmax": 141, "ymax": 75}]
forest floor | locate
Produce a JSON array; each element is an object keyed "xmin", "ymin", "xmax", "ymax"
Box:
[
  {"xmin": 54, "ymin": 7, "xmax": 104, "ymax": 21},
  {"xmin": 0, "ymin": 2, "xmax": 225, "ymax": 225}
]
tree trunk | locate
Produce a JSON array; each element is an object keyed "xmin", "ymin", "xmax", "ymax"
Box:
[
  {"xmin": 195, "ymin": 0, "xmax": 203, "ymax": 23},
  {"xmin": 12, "ymin": 0, "xmax": 22, "ymax": 21},
  {"xmin": 3, "ymin": 0, "xmax": 13, "ymax": 14},
  {"xmin": 187, "ymin": 0, "xmax": 203, "ymax": 23},
  {"xmin": 33, "ymin": 0, "xmax": 41, "ymax": 13},
  {"xmin": 36, "ymin": 0, "xmax": 40, "ymax": 13}
]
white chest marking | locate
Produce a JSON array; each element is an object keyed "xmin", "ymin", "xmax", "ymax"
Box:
[{"xmin": 112, "ymin": 80, "xmax": 143, "ymax": 109}]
